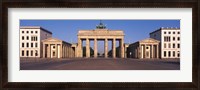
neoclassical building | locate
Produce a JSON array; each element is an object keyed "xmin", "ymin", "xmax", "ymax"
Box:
[
  {"xmin": 150, "ymin": 27, "xmax": 180, "ymax": 58},
  {"xmin": 127, "ymin": 38, "xmax": 160, "ymax": 59},
  {"xmin": 20, "ymin": 26, "xmax": 52, "ymax": 58},
  {"xmin": 42, "ymin": 38, "xmax": 75, "ymax": 58},
  {"xmin": 76, "ymin": 22, "xmax": 125, "ymax": 58}
]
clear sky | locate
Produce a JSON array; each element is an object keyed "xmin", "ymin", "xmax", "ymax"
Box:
[{"xmin": 20, "ymin": 20, "xmax": 180, "ymax": 54}]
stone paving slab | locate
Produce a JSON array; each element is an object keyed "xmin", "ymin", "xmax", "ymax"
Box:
[{"xmin": 20, "ymin": 58, "xmax": 180, "ymax": 70}]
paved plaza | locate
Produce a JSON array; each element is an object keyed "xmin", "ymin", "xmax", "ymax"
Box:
[{"xmin": 20, "ymin": 58, "xmax": 180, "ymax": 70}]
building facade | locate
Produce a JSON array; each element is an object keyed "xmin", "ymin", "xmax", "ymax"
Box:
[
  {"xmin": 42, "ymin": 38, "xmax": 75, "ymax": 58},
  {"xmin": 20, "ymin": 26, "xmax": 52, "ymax": 58},
  {"xmin": 127, "ymin": 38, "xmax": 160, "ymax": 59},
  {"xmin": 150, "ymin": 27, "xmax": 180, "ymax": 58}
]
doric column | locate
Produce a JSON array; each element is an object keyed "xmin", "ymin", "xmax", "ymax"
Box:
[
  {"xmin": 120, "ymin": 38, "xmax": 124, "ymax": 58},
  {"xmin": 157, "ymin": 44, "xmax": 159, "ymax": 58},
  {"xmin": 104, "ymin": 38, "xmax": 108, "ymax": 58},
  {"xmin": 43, "ymin": 44, "xmax": 45, "ymax": 58},
  {"xmin": 151, "ymin": 45, "xmax": 153, "ymax": 58},
  {"xmin": 86, "ymin": 38, "xmax": 90, "ymax": 58},
  {"xmin": 60, "ymin": 44, "xmax": 62, "ymax": 58},
  {"xmin": 55, "ymin": 44, "xmax": 58, "ymax": 58},
  {"xmin": 94, "ymin": 38, "xmax": 98, "ymax": 58},
  {"xmin": 67, "ymin": 46, "xmax": 69, "ymax": 57},
  {"xmin": 112, "ymin": 38, "xmax": 116, "ymax": 58},
  {"xmin": 124, "ymin": 46, "xmax": 127, "ymax": 58},
  {"xmin": 47, "ymin": 44, "xmax": 51, "ymax": 58},
  {"xmin": 77, "ymin": 38, "xmax": 82, "ymax": 57},
  {"xmin": 140, "ymin": 44, "xmax": 142, "ymax": 59}
]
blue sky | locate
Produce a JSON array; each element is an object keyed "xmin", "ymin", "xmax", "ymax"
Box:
[{"xmin": 20, "ymin": 20, "xmax": 180, "ymax": 54}]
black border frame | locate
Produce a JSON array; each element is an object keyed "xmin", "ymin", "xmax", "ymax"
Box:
[{"xmin": 1, "ymin": 0, "xmax": 199, "ymax": 89}]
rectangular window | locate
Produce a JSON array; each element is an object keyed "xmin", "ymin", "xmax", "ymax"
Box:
[
  {"xmin": 27, "ymin": 36, "xmax": 29, "ymax": 40},
  {"xmin": 31, "ymin": 50, "xmax": 33, "ymax": 56},
  {"xmin": 169, "ymin": 37, "xmax": 171, "ymax": 41},
  {"xmin": 22, "ymin": 31, "xmax": 24, "ymax": 33},
  {"xmin": 173, "ymin": 37, "xmax": 175, "ymax": 41},
  {"xmin": 173, "ymin": 32, "xmax": 175, "ymax": 34},
  {"xmin": 168, "ymin": 51, "xmax": 171, "ymax": 57},
  {"xmin": 164, "ymin": 43, "xmax": 166, "ymax": 48},
  {"xmin": 22, "ymin": 43, "xmax": 24, "ymax": 47},
  {"xmin": 26, "ymin": 50, "xmax": 29, "ymax": 56},
  {"xmin": 168, "ymin": 32, "xmax": 171, "ymax": 34},
  {"xmin": 22, "ymin": 50, "xmax": 24, "ymax": 56},
  {"xmin": 36, "ymin": 36, "xmax": 37, "ymax": 41},
  {"xmin": 173, "ymin": 44, "xmax": 175, "ymax": 48},
  {"xmin": 35, "ymin": 31, "xmax": 38, "ymax": 33},
  {"xmin": 173, "ymin": 51, "xmax": 175, "ymax": 57},
  {"xmin": 35, "ymin": 43, "xmax": 37, "ymax": 47},
  {"xmin": 178, "ymin": 32, "xmax": 180, "ymax": 34},
  {"xmin": 178, "ymin": 44, "xmax": 180, "ymax": 48},
  {"xmin": 177, "ymin": 37, "xmax": 180, "ymax": 41},
  {"xmin": 164, "ymin": 51, "xmax": 166, "ymax": 57},
  {"xmin": 22, "ymin": 36, "xmax": 24, "ymax": 40},
  {"xmin": 35, "ymin": 50, "xmax": 38, "ymax": 56},
  {"xmin": 31, "ymin": 43, "xmax": 33, "ymax": 47},
  {"xmin": 168, "ymin": 43, "xmax": 171, "ymax": 48},
  {"xmin": 27, "ymin": 31, "xmax": 29, "ymax": 33},
  {"xmin": 31, "ymin": 31, "xmax": 33, "ymax": 33},
  {"xmin": 27, "ymin": 43, "xmax": 29, "ymax": 47},
  {"xmin": 177, "ymin": 52, "xmax": 180, "ymax": 57}
]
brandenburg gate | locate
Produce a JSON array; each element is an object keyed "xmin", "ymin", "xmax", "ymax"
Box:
[{"xmin": 77, "ymin": 22, "xmax": 125, "ymax": 58}]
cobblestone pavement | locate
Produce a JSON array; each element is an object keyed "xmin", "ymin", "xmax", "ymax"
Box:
[{"xmin": 20, "ymin": 58, "xmax": 180, "ymax": 70}]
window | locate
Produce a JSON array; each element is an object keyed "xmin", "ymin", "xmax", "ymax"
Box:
[
  {"xmin": 35, "ymin": 36, "xmax": 37, "ymax": 41},
  {"xmin": 27, "ymin": 43, "xmax": 29, "ymax": 47},
  {"xmin": 178, "ymin": 32, "xmax": 180, "ymax": 34},
  {"xmin": 164, "ymin": 36, "xmax": 170, "ymax": 42},
  {"xmin": 173, "ymin": 32, "xmax": 175, "ymax": 34},
  {"xmin": 22, "ymin": 31, "xmax": 24, "ymax": 33},
  {"xmin": 173, "ymin": 43, "xmax": 175, "ymax": 48},
  {"xmin": 31, "ymin": 43, "xmax": 33, "ymax": 47},
  {"xmin": 173, "ymin": 51, "xmax": 175, "ymax": 57},
  {"xmin": 164, "ymin": 43, "xmax": 166, "ymax": 48},
  {"xmin": 168, "ymin": 51, "xmax": 171, "ymax": 57},
  {"xmin": 35, "ymin": 31, "xmax": 38, "ymax": 33},
  {"xmin": 146, "ymin": 47, "xmax": 148, "ymax": 49},
  {"xmin": 178, "ymin": 44, "xmax": 180, "ymax": 48},
  {"xmin": 27, "ymin": 36, "xmax": 29, "ymax": 40},
  {"xmin": 177, "ymin": 37, "xmax": 180, "ymax": 41},
  {"xmin": 164, "ymin": 32, "xmax": 166, "ymax": 34},
  {"xmin": 27, "ymin": 31, "xmax": 29, "ymax": 33},
  {"xmin": 31, "ymin": 31, "xmax": 33, "ymax": 33},
  {"xmin": 35, "ymin": 50, "xmax": 38, "ymax": 56},
  {"xmin": 53, "ymin": 46, "xmax": 55, "ymax": 49},
  {"xmin": 164, "ymin": 51, "xmax": 166, "ymax": 57},
  {"xmin": 22, "ymin": 50, "xmax": 24, "ymax": 56},
  {"xmin": 168, "ymin": 32, "xmax": 171, "ymax": 34},
  {"xmin": 35, "ymin": 43, "xmax": 37, "ymax": 47},
  {"xmin": 26, "ymin": 50, "xmax": 29, "ymax": 56},
  {"xmin": 53, "ymin": 52, "xmax": 55, "ymax": 56},
  {"xmin": 177, "ymin": 51, "xmax": 180, "ymax": 57},
  {"xmin": 169, "ymin": 37, "xmax": 171, "ymax": 41},
  {"xmin": 173, "ymin": 37, "xmax": 175, "ymax": 41},
  {"xmin": 168, "ymin": 43, "xmax": 171, "ymax": 48},
  {"xmin": 22, "ymin": 43, "xmax": 24, "ymax": 47},
  {"xmin": 31, "ymin": 50, "xmax": 33, "ymax": 56},
  {"xmin": 22, "ymin": 36, "xmax": 24, "ymax": 40}
]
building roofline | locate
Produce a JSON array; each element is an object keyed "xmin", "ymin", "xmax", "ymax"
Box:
[
  {"xmin": 20, "ymin": 26, "xmax": 52, "ymax": 34},
  {"xmin": 149, "ymin": 27, "xmax": 180, "ymax": 35}
]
